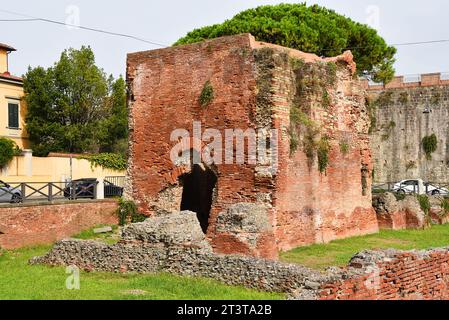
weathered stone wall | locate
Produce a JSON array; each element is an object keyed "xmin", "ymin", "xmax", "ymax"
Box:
[
  {"xmin": 364, "ymin": 74, "xmax": 449, "ymax": 183},
  {"xmin": 0, "ymin": 200, "xmax": 118, "ymax": 249},
  {"xmin": 126, "ymin": 33, "xmax": 378, "ymax": 257}
]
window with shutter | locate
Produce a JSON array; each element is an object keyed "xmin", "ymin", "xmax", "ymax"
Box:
[{"xmin": 8, "ymin": 103, "xmax": 19, "ymax": 129}]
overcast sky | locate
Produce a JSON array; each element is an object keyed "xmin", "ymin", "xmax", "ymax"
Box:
[{"xmin": 2, "ymin": 0, "xmax": 448, "ymax": 78}]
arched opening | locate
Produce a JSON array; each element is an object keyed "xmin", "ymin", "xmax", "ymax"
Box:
[{"xmin": 180, "ymin": 164, "xmax": 217, "ymax": 234}]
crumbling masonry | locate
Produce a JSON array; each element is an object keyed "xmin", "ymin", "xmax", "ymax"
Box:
[{"xmin": 125, "ymin": 34, "xmax": 379, "ymax": 259}]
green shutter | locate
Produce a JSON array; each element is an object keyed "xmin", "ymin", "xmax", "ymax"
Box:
[{"xmin": 8, "ymin": 103, "xmax": 19, "ymax": 128}]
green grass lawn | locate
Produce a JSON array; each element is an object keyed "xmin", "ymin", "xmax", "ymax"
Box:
[
  {"xmin": 0, "ymin": 226, "xmax": 284, "ymax": 300},
  {"xmin": 281, "ymin": 224, "xmax": 449, "ymax": 270}
]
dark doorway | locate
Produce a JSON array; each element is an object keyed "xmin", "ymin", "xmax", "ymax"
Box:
[{"xmin": 180, "ymin": 164, "xmax": 217, "ymax": 234}]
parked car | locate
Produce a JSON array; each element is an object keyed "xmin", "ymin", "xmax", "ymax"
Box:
[
  {"xmin": 425, "ymin": 183, "xmax": 449, "ymax": 196},
  {"xmin": 0, "ymin": 180, "xmax": 22, "ymax": 203},
  {"xmin": 104, "ymin": 181, "xmax": 124, "ymax": 197},
  {"xmin": 393, "ymin": 179, "xmax": 449, "ymax": 196},
  {"xmin": 64, "ymin": 178, "xmax": 97, "ymax": 199},
  {"xmin": 63, "ymin": 178, "xmax": 123, "ymax": 199}
]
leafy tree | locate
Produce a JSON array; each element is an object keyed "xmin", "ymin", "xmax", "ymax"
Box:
[
  {"xmin": 97, "ymin": 76, "xmax": 129, "ymax": 155},
  {"xmin": 23, "ymin": 46, "xmax": 128, "ymax": 156},
  {"xmin": 175, "ymin": 3, "xmax": 396, "ymax": 83}
]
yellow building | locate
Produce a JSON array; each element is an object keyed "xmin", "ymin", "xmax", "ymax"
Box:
[{"xmin": 0, "ymin": 43, "xmax": 29, "ymax": 149}]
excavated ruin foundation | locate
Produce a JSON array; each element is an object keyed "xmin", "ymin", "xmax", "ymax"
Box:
[{"xmin": 31, "ymin": 212, "xmax": 449, "ymax": 300}]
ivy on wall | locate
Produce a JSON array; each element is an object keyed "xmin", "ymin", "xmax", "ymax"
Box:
[
  {"xmin": 288, "ymin": 58, "xmax": 337, "ymax": 174},
  {"xmin": 79, "ymin": 153, "xmax": 127, "ymax": 171}
]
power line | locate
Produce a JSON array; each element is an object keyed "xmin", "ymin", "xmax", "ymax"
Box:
[
  {"xmin": 0, "ymin": 9, "xmax": 168, "ymax": 48},
  {"xmin": 321, "ymin": 39, "xmax": 449, "ymax": 52},
  {"xmin": 2, "ymin": 8, "xmax": 449, "ymax": 52},
  {"xmin": 0, "ymin": 18, "xmax": 39, "ymax": 21}
]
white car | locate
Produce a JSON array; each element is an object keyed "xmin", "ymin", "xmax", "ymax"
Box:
[
  {"xmin": 0, "ymin": 181, "xmax": 22, "ymax": 203},
  {"xmin": 393, "ymin": 179, "xmax": 449, "ymax": 196}
]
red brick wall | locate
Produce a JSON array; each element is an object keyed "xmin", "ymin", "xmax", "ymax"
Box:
[
  {"xmin": 0, "ymin": 200, "xmax": 118, "ymax": 249},
  {"xmin": 320, "ymin": 249, "xmax": 449, "ymax": 300},
  {"xmin": 377, "ymin": 210, "xmax": 408, "ymax": 230}
]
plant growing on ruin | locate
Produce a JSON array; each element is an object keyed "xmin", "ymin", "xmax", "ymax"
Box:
[
  {"xmin": 289, "ymin": 57, "xmax": 305, "ymax": 70},
  {"xmin": 431, "ymin": 90, "xmax": 441, "ymax": 105},
  {"xmin": 399, "ymin": 92, "xmax": 409, "ymax": 104},
  {"xmin": 406, "ymin": 161, "xmax": 417, "ymax": 171},
  {"xmin": 175, "ymin": 3, "xmax": 397, "ymax": 83},
  {"xmin": 0, "ymin": 138, "xmax": 21, "ymax": 169},
  {"xmin": 422, "ymin": 134, "xmax": 438, "ymax": 160},
  {"xmin": 418, "ymin": 194, "xmax": 431, "ymax": 216},
  {"xmin": 325, "ymin": 62, "xmax": 337, "ymax": 86},
  {"xmin": 317, "ymin": 136, "xmax": 331, "ymax": 173},
  {"xmin": 117, "ymin": 198, "xmax": 147, "ymax": 226},
  {"xmin": 381, "ymin": 121, "xmax": 396, "ymax": 141},
  {"xmin": 366, "ymin": 96, "xmax": 377, "ymax": 134},
  {"xmin": 376, "ymin": 91, "xmax": 394, "ymax": 107},
  {"xmin": 293, "ymin": 61, "xmax": 338, "ymax": 100},
  {"xmin": 288, "ymin": 128, "xmax": 300, "ymax": 155},
  {"xmin": 440, "ymin": 198, "xmax": 449, "ymax": 218},
  {"xmin": 394, "ymin": 192, "xmax": 406, "ymax": 201},
  {"xmin": 339, "ymin": 140, "xmax": 350, "ymax": 155},
  {"xmin": 322, "ymin": 90, "xmax": 331, "ymax": 109},
  {"xmin": 418, "ymin": 194, "xmax": 433, "ymax": 227},
  {"xmin": 289, "ymin": 107, "xmax": 318, "ymax": 156},
  {"xmin": 199, "ymin": 80, "xmax": 214, "ymax": 108},
  {"xmin": 289, "ymin": 108, "xmax": 321, "ymax": 162}
]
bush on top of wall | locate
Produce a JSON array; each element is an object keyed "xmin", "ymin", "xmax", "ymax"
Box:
[{"xmin": 0, "ymin": 138, "xmax": 21, "ymax": 169}]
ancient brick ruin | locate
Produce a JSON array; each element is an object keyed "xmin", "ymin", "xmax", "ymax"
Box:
[{"xmin": 125, "ymin": 34, "xmax": 379, "ymax": 259}]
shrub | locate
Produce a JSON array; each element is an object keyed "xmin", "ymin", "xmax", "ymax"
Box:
[
  {"xmin": 441, "ymin": 198, "xmax": 449, "ymax": 218},
  {"xmin": 422, "ymin": 134, "xmax": 438, "ymax": 160},
  {"xmin": 117, "ymin": 198, "xmax": 147, "ymax": 226},
  {"xmin": 417, "ymin": 195, "xmax": 431, "ymax": 216},
  {"xmin": 0, "ymin": 138, "xmax": 20, "ymax": 169},
  {"xmin": 394, "ymin": 192, "xmax": 406, "ymax": 201}
]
